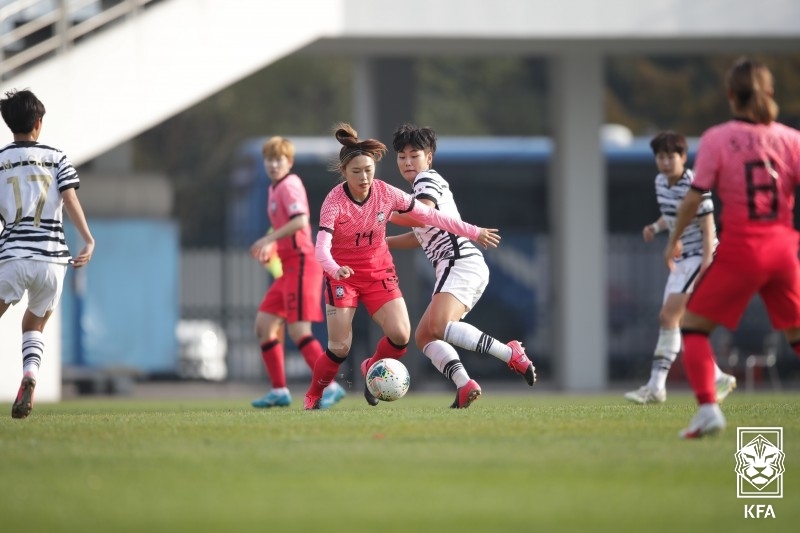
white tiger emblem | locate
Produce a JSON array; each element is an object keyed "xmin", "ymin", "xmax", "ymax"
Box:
[{"xmin": 735, "ymin": 434, "xmax": 785, "ymax": 490}]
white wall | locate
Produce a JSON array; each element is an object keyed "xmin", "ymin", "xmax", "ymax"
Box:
[{"xmin": 0, "ymin": 296, "xmax": 61, "ymax": 403}]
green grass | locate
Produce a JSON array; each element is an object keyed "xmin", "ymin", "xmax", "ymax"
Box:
[{"xmin": 1, "ymin": 391, "xmax": 798, "ymax": 533}]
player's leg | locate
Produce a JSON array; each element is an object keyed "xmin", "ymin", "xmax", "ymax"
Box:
[
  {"xmin": 304, "ymin": 304, "xmax": 355, "ymax": 410},
  {"xmin": 433, "ymin": 258, "xmax": 535, "ymax": 385},
  {"xmin": 416, "ymin": 301, "xmax": 481, "ymax": 408},
  {"xmin": 361, "ymin": 297, "xmax": 410, "ymax": 406},
  {"xmin": 252, "ymin": 277, "xmax": 291, "ymax": 407},
  {"xmin": 11, "ymin": 262, "xmax": 63, "ymax": 419},
  {"xmin": 626, "ymin": 292, "xmax": 683, "ymax": 404}
]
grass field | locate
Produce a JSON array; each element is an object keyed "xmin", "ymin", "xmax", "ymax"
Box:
[{"xmin": 1, "ymin": 389, "xmax": 797, "ymax": 533}]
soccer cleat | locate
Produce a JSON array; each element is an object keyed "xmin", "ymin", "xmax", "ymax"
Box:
[
  {"xmin": 251, "ymin": 389, "xmax": 292, "ymax": 408},
  {"xmin": 450, "ymin": 379, "xmax": 482, "ymax": 409},
  {"xmin": 624, "ymin": 385, "xmax": 667, "ymax": 404},
  {"xmin": 320, "ymin": 381, "xmax": 346, "ymax": 409},
  {"xmin": 679, "ymin": 403, "xmax": 726, "ymax": 439},
  {"xmin": 507, "ymin": 340, "xmax": 536, "ymax": 386},
  {"xmin": 715, "ymin": 373, "xmax": 737, "ymax": 403},
  {"xmin": 11, "ymin": 376, "xmax": 36, "ymax": 419},
  {"xmin": 303, "ymin": 394, "xmax": 322, "ymax": 410},
  {"xmin": 360, "ymin": 359, "xmax": 379, "ymax": 407}
]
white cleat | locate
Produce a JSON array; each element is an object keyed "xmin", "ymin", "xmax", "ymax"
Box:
[
  {"xmin": 624, "ymin": 385, "xmax": 666, "ymax": 404},
  {"xmin": 715, "ymin": 373, "xmax": 737, "ymax": 403},
  {"xmin": 679, "ymin": 403, "xmax": 726, "ymax": 439}
]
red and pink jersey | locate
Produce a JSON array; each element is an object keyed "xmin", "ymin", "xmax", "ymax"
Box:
[
  {"xmin": 693, "ymin": 119, "xmax": 800, "ymax": 235},
  {"xmin": 318, "ymin": 179, "xmax": 414, "ymax": 280},
  {"xmin": 268, "ymin": 173, "xmax": 315, "ymax": 260}
]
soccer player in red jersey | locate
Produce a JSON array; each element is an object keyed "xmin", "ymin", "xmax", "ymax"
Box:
[
  {"xmin": 666, "ymin": 58, "xmax": 800, "ymax": 438},
  {"xmin": 303, "ymin": 123, "xmax": 500, "ymax": 409},
  {"xmin": 249, "ymin": 137, "xmax": 344, "ymax": 410}
]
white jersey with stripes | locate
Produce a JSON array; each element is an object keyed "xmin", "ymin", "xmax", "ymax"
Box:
[
  {"xmin": 655, "ymin": 168, "xmax": 716, "ymax": 260},
  {"xmin": 0, "ymin": 141, "xmax": 79, "ymax": 264},
  {"xmin": 411, "ymin": 169, "xmax": 483, "ymax": 267}
]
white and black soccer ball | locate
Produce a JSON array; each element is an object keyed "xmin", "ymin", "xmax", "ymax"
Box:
[{"xmin": 365, "ymin": 358, "xmax": 410, "ymax": 402}]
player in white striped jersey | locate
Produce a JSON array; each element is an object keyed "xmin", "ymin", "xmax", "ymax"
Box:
[
  {"xmin": 624, "ymin": 130, "xmax": 736, "ymax": 405},
  {"xmin": 0, "ymin": 89, "xmax": 95, "ymax": 419},
  {"xmin": 388, "ymin": 124, "xmax": 535, "ymax": 408}
]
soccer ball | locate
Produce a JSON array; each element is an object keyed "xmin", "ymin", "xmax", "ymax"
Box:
[{"xmin": 366, "ymin": 358, "xmax": 410, "ymax": 402}]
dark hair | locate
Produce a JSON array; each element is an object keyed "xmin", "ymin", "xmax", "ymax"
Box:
[
  {"xmin": 391, "ymin": 123, "xmax": 437, "ymax": 154},
  {"xmin": 649, "ymin": 130, "xmax": 687, "ymax": 156},
  {"xmin": 331, "ymin": 122, "xmax": 387, "ymax": 171},
  {"xmin": 0, "ymin": 89, "xmax": 46, "ymax": 134},
  {"xmin": 726, "ymin": 57, "xmax": 778, "ymax": 125}
]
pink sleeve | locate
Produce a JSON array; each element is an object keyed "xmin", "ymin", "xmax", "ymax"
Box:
[
  {"xmin": 409, "ymin": 201, "xmax": 480, "ymax": 241},
  {"xmin": 315, "ymin": 230, "xmax": 341, "ymax": 277}
]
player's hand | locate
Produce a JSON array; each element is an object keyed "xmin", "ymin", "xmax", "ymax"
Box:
[
  {"xmin": 477, "ymin": 228, "xmax": 500, "ymax": 249},
  {"xmin": 334, "ymin": 266, "xmax": 354, "ymax": 280},
  {"xmin": 250, "ymin": 237, "xmax": 276, "ymax": 264},
  {"xmin": 663, "ymin": 239, "xmax": 681, "ymax": 272},
  {"xmin": 642, "ymin": 224, "xmax": 655, "ymax": 243},
  {"xmin": 72, "ymin": 241, "xmax": 94, "ymax": 268}
]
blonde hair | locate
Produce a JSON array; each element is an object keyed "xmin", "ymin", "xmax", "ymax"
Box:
[
  {"xmin": 726, "ymin": 57, "xmax": 779, "ymax": 125},
  {"xmin": 262, "ymin": 136, "xmax": 295, "ymax": 161}
]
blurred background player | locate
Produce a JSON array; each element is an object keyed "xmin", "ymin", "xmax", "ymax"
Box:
[
  {"xmin": 0, "ymin": 89, "xmax": 95, "ymax": 419},
  {"xmin": 666, "ymin": 58, "xmax": 800, "ymax": 438},
  {"xmin": 387, "ymin": 123, "xmax": 535, "ymax": 408},
  {"xmin": 303, "ymin": 123, "xmax": 500, "ymax": 409},
  {"xmin": 625, "ymin": 130, "xmax": 736, "ymax": 405},
  {"xmin": 249, "ymin": 136, "xmax": 344, "ymax": 409}
]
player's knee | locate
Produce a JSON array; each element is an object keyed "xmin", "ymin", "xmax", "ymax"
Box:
[{"xmin": 327, "ymin": 339, "xmax": 351, "ymax": 358}]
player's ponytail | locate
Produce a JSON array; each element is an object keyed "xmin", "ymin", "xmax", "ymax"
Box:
[
  {"xmin": 726, "ymin": 57, "xmax": 778, "ymax": 125},
  {"xmin": 333, "ymin": 122, "xmax": 387, "ymax": 168}
]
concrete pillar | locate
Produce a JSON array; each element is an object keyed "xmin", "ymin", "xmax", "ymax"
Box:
[
  {"xmin": 548, "ymin": 51, "xmax": 607, "ymax": 391},
  {"xmin": 351, "ymin": 57, "xmax": 423, "ymax": 377}
]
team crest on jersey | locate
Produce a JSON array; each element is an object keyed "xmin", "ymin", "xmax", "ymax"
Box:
[
  {"xmin": 335, "ymin": 286, "xmax": 345, "ymax": 299},
  {"xmin": 377, "ymin": 211, "xmax": 385, "ymax": 223}
]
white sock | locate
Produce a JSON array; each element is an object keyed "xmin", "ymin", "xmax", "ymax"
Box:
[
  {"xmin": 271, "ymin": 387, "xmax": 290, "ymax": 395},
  {"xmin": 423, "ymin": 340, "xmax": 470, "ymax": 388},
  {"xmin": 647, "ymin": 328, "xmax": 680, "ymax": 391},
  {"xmin": 443, "ymin": 321, "xmax": 512, "ymax": 363},
  {"xmin": 22, "ymin": 330, "xmax": 44, "ymax": 380}
]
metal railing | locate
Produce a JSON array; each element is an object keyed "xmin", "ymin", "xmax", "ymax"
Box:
[{"xmin": 1, "ymin": 0, "xmax": 158, "ymax": 80}]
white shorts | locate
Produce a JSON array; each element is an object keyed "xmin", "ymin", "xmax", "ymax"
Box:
[
  {"xmin": 662, "ymin": 255, "xmax": 702, "ymax": 304},
  {"xmin": 432, "ymin": 255, "xmax": 490, "ymax": 315},
  {"xmin": 0, "ymin": 259, "xmax": 67, "ymax": 317}
]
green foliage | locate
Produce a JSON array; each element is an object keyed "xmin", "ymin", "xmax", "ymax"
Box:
[
  {"xmin": 131, "ymin": 53, "xmax": 800, "ymax": 246},
  {"xmin": 1, "ymin": 392, "xmax": 798, "ymax": 532}
]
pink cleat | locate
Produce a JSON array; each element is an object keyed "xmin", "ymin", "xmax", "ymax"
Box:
[
  {"xmin": 11, "ymin": 376, "xmax": 36, "ymax": 419},
  {"xmin": 303, "ymin": 394, "xmax": 322, "ymax": 410},
  {"xmin": 507, "ymin": 340, "xmax": 536, "ymax": 386},
  {"xmin": 450, "ymin": 379, "xmax": 482, "ymax": 409}
]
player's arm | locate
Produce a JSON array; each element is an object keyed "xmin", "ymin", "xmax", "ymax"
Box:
[
  {"xmin": 390, "ymin": 194, "xmax": 435, "ymax": 228},
  {"xmin": 665, "ymin": 188, "xmax": 703, "ymax": 271},
  {"xmin": 386, "ymin": 232, "xmax": 420, "ymax": 250},
  {"xmin": 61, "ymin": 188, "xmax": 95, "ymax": 268},
  {"xmin": 698, "ymin": 212, "xmax": 716, "ymax": 272},
  {"xmin": 250, "ymin": 214, "xmax": 308, "ymax": 262},
  {"xmin": 389, "ymin": 211, "xmax": 424, "ymax": 228},
  {"xmin": 643, "ymin": 216, "xmax": 666, "ymax": 243}
]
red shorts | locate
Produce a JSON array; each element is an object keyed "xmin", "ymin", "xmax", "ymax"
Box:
[
  {"xmin": 687, "ymin": 226, "xmax": 800, "ymax": 330},
  {"xmin": 258, "ymin": 254, "xmax": 324, "ymax": 323},
  {"xmin": 324, "ymin": 268, "xmax": 402, "ymax": 316}
]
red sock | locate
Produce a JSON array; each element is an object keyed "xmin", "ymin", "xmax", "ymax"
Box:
[
  {"xmin": 681, "ymin": 331, "xmax": 716, "ymax": 404},
  {"xmin": 260, "ymin": 339, "xmax": 286, "ymax": 388},
  {"xmin": 307, "ymin": 350, "xmax": 343, "ymax": 397},
  {"xmin": 297, "ymin": 335, "xmax": 324, "ymax": 371},
  {"xmin": 364, "ymin": 336, "xmax": 408, "ymax": 372}
]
